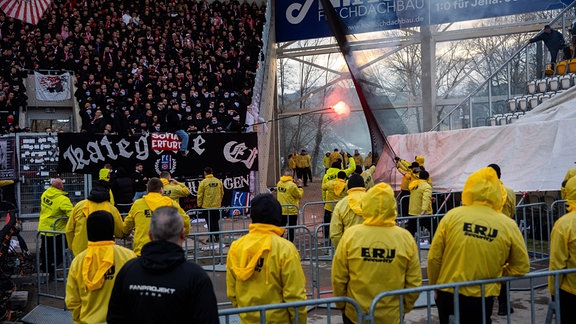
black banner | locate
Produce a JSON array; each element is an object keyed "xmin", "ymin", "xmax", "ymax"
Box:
[
  {"xmin": 0, "ymin": 136, "xmax": 17, "ymax": 180},
  {"xmin": 57, "ymin": 132, "xmax": 258, "ymax": 178}
]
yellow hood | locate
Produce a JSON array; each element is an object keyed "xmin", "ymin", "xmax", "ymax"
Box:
[
  {"xmin": 347, "ymin": 187, "xmax": 365, "ymax": 216},
  {"xmin": 415, "ymin": 156, "xmax": 425, "ymax": 168},
  {"xmin": 361, "ymin": 183, "xmax": 397, "ymax": 226},
  {"xmin": 143, "ymin": 192, "xmax": 174, "ymax": 210},
  {"xmin": 81, "ymin": 200, "xmax": 111, "ymax": 218},
  {"xmin": 333, "ymin": 179, "xmax": 347, "ymax": 196},
  {"xmin": 228, "ymin": 223, "xmax": 285, "ymax": 281},
  {"xmin": 279, "ymin": 175, "xmax": 294, "ymax": 183},
  {"xmin": 99, "ymin": 168, "xmax": 110, "ymax": 181},
  {"xmin": 462, "ymin": 167, "xmax": 503, "ymax": 210},
  {"xmin": 565, "ymin": 176, "xmax": 576, "ymax": 212},
  {"xmin": 160, "ymin": 178, "xmax": 170, "ymax": 186},
  {"xmin": 408, "ymin": 179, "xmax": 427, "ymax": 191},
  {"xmin": 82, "ymin": 241, "xmax": 115, "ymax": 291}
]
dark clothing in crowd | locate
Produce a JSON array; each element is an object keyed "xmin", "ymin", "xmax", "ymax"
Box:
[{"xmin": 107, "ymin": 240, "xmax": 219, "ymax": 324}]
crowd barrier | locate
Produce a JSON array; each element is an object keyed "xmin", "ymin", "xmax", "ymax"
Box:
[
  {"xmin": 35, "ymin": 230, "xmax": 70, "ymax": 304},
  {"xmin": 30, "ymin": 198, "xmax": 573, "ymax": 322}
]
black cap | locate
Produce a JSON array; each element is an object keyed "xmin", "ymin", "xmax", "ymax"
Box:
[
  {"xmin": 544, "ymin": 25, "xmax": 551, "ymax": 30},
  {"xmin": 487, "ymin": 163, "xmax": 501, "ymax": 179},
  {"xmin": 410, "ymin": 162, "xmax": 420, "ymax": 169},
  {"xmin": 250, "ymin": 193, "xmax": 282, "ymax": 226},
  {"xmin": 87, "ymin": 210, "xmax": 115, "ymax": 242},
  {"xmin": 347, "ymin": 174, "xmax": 365, "ymax": 189},
  {"xmin": 337, "ymin": 171, "xmax": 347, "ymax": 179}
]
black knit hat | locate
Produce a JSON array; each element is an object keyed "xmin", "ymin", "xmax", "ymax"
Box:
[
  {"xmin": 250, "ymin": 193, "xmax": 282, "ymax": 226},
  {"xmin": 347, "ymin": 174, "xmax": 365, "ymax": 189},
  {"xmin": 487, "ymin": 164, "xmax": 501, "ymax": 179},
  {"xmin": 87, "ymin": 210, "xmax": 115, "ymax": 242}
]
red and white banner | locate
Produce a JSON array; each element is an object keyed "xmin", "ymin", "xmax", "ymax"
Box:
[
  {"xmin": 34, "ymin": 72, "xmax": 71, "ymax": 101},
  {"xmin": 150, "ymin": 133, "xmax": 181, "ymax": 152}
]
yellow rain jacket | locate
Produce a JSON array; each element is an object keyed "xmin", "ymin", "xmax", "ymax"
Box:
[
  {"xmin": 363, "ymin": 153, "xmax": 372, "ymax": 169},
  {"xmin": 549, "ymin": 176, "xmax": 576, "ymax": 295},
  {"xmin": 501, "ymin": 184, "xmax": 516, "ymax": 219},
  {"xmin": 226, "ymin": 223, "xmax": 307, "ymax": 324},
  {"xmin": 330, "ymin": 187, "xmax": 366, "ymax": 248},
  {"xmin": 322, "ymin": 178, "xmax": 347, "ymax": 212},
  {"xmin": 561, "ymin": 168, "xmax": 576, "ymax": 199},
  {"xmin": 322, "ymin": 158, "xmax": 356, "ymax": 200},
  {"xmin": 288, "ymin": 155, "xmax": 297, "ymax": 170},
  {"xmin": 427, "ymin": 167, "xmax": 530, "ymax": 297},
  {"xmin": 353, "ymin": 154, "xmax": 364, "ymax": 167},
  {"xmin": 66, "ymin": 241, "xmax": 136, "ymax": 324},
  {"xmin": 322, "ymin": 152, "xmax": 331, "ymax": 169},
  {"xmin": 396, "ymin": 159, "xmax": 415, "ymax": 191},
  {"xmin": 99, "ymin": 168, "xmax": 115, "ymax": 205},
  {"xmin": 39, "ymin": 186, "xmax": 74, "ymax": 234},
  {"xmin": 332, "ymin": 183, "xmax": 422, "ymax": 324},
  {"xmin": 415, "ymin": 156, "xmax": 425, "ymax": 168},
  {"xmin": 329, "ymin": 151, "xmax": 343, "ymax": 167},
  {"xmin": 123, "ymin": 192, "xmax": 190, "ymax": 255},
  {"xmin": 361, "ymin": 165, "xmax": 376, "ymax": 189},
  {"xmin": 276, "ymin": 176, "xmax": 303, "ymax": 216},
  {"xmin": 296, "ymin": 153, "xmax": 311, "ymax": 168},
  {"xmin": 161, "ymin": 178, "xmax": 191, "ymax": 206},
  {"xmin": 197, "ymin": 175, "xmax": 224, "ymax": 208},
  {"xmin": 65, "ymin": 200, "xmax": 124, "ymax": 257},
  {"xmin": 408, "ymin": 179, "xmax": 433, "ymax": 216}
]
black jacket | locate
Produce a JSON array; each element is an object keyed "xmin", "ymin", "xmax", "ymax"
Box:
[{"xmin": 107, "ymin": 240, "xmax": 219, "ymax": 324}]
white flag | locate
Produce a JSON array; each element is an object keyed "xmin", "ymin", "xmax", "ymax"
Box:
[{"xmin": 34, "ymin": 72, "xmax": 71, "ymax": 101}]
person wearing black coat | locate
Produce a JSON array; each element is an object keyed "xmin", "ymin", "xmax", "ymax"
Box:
[{"xmin": 110, "ymin": 167, "xmax": 134, "ymax": 214}]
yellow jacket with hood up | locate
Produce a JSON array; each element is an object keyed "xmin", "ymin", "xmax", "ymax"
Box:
[
  {"xmin": 65, "ymin": 199, "xmax": 124, "ymax": 257},
  {"xmin": 65, "ymin": 241, "xmax": 136, "ymax": 324},
  {"xmin": 226, "ymin": 223, "xmax": 307, "ymax": 324},
  {"xmin": 122, "ymin": 192, "xmax": 190, "ymax": 255},
  {"xmin": 549, "ymin": 176, "xmax": 576, "ymax": 296},
  {"xmin": 161, "ymin": 178, "xmax": 191, "ymax": 206},
  {"xmin": 322, "ymin": 178, "xmax": 347, "ymax": 212},
  {"xmin": 408, "ymin": 179, "xmax": 433, "ymax": 216},
  {"xmin": 322, "ymin": 158, "xmax": 356, "ymax": 200},
  {"xmin": 330, "ymin": 187, "xmax": 366, "ymax": 249},
  {"xmin": 427, "ymin": 167, "xmax": 530, "ymax": 297},
  {"xmin": 332, "ymin": 183, "xmax": 422, "ymax": 324}
]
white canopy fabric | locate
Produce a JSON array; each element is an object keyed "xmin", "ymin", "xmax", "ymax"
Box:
[{"xmin": 374, "ymin": 86, "xmax": 576, "ymax": 192}]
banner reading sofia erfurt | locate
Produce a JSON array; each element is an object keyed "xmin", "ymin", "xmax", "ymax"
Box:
[
  {"xmin": 0, "ymin": 136, "xmax": 17, "ymax": 180},
  {"xmin": 34, "ymin": 72, "xmax": 71, "ymax": 101},
  {"xmin": 57, "ymin": 132, "xmax": 258, "ymax": 178}
]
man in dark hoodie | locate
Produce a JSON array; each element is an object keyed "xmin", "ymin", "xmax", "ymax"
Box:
[
  {"xmin": 110, "ymin": 166, "xmax": 134, "ymax": 213},
  {"xmin": 107, "ymin": 206, "xmax": 218, "ymax": 324}
]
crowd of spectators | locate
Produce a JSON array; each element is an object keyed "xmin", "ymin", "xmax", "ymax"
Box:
[{"xmin": 0, "ymin": 0, "xmax": 266, "ymax": 135}]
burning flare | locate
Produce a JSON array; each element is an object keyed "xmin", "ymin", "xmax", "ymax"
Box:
[{"xmin": 331, "ymin": 101, "xmax": 350, "ymax": 116}]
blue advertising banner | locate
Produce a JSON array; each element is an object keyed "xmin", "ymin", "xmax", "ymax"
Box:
[{"xmin": 276, "ymin": 0, "xmax": 575, "ymax": 42}]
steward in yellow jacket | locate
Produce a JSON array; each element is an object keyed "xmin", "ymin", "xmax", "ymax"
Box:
[
  {"xmin": 352, "ymin": 150, "xmax": 364, "ymax": 168},
  {"xmin": 322, "ymin": 171, "xmax": 348, "ymax": 212},
  {"xmin": 360, "ymin": 165, "xmax": 376, "ymax": 189},
  {"xmin": 549, "ymin": 175, "xmax": 576, "ymax": 311},
  {"xmin": 363, "ymin": 152, "xmax": 372, "ymax": 169},
  {"xmin": 226, "ymin": 194, "xmax": 306, "ymax": 324},
  {"xmin": 407, "ymin": 170, "xmax": 433, "ymax": 236},
  {"xmin": 561, "ymin": 168, "xmax": 576, "ymax": 199},
  {"xmin": 276, "ymin": 170, "xmax": 303, "ymax": 242},
  {"xmin": 197, "ymin": 167, "xmax": 224, "ymax": 242},
  {"xmin": 322, "ymin": 157, "xmax": 356, "ymax": 200},
  {"xmin": 39, "ymin": 179, "xmax": 74, "ymax": 233},
  {"xmin": 332, "ymin": 182, "xmax": 422, "ymax": 324},
  {"xmin": 160, "ymin": 172, "xmax": 191, "ymax": 207},
  {"xmin": 427, "ymin": 167, "xmax": 529, "ymax": 323},
  {"xmin": 330, "ymin": 174, "xmax": 366, "ymax": 248},
  {"xmin": 66, "ymin": 186, "xmax": 124, "ymax": 257},
  {"xmin": 322, "ymin": 151, "xmax": 331, "ymax": 171},
  {"xmin": 122, "ymin": 178, "xmax": 190, "ymax": 255},
  {"xmin": 66, "ymin": 211, "xmax": 136, "ymax": 324}
]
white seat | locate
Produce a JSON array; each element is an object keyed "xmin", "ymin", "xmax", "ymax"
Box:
[
  {"xmin": 528, "ymin": 96, "xmax": 540, "ymax": 110},
  {"xmin": 517, "ymin": 97, "xmax": 528, "ymax": 111},
  {"xmin": 537, "ymin": 79, "xmax": 548, "ymax": 93},
  {"xmin": 507, "ymin": 98, "xmax": 517, "ymax": 112},
  {"xmin": 560, "ymin": 75, "xmax": 572, "ymax": 89},
  {"xmin": 526, "ymin": 81, "xmax": 537, "ymax": 94},
  {"xmin": 540, "ymin": 94, "xmax": 552, "ymax": 103},
  {"xmin": 548, "ymin": 77, "xmax": 559, "ymax": 91}
]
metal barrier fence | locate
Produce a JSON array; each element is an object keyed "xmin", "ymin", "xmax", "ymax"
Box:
[
  {"xmin": 515, "ymin": 202, "xmax": 550, "ymax": 263},
  {"xmin": 397, "ymin": 191, "xmax": 461, "ymax": 218},
  {"xmin": 35, "ymin": 230, "xmax": 70, "ymax": 304},
  {"xmin": 218, "ymin": 296, "xmax": 364, "ymax": 324}
]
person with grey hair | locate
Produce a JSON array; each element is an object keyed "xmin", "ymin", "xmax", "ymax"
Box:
[{"xmin": 107, "ymin": 206, "xmax": 219, "ymax": 324}]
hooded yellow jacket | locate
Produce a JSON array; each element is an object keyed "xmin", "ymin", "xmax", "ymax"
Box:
[
  {"xmin": 322, "ymin": 158, "xmax": 356, "ymax": 200},
  {"xmin": 332, "ymin": 183, "xmax": 422, "ymax": 324},
  {"xmin": 288, "ymin": 155, "xmax": 297, "ymax": 170},
  {"xmin": 226, "ymin": 223, "xmax": 307, "ymax": 324},
  {"xmin": 408, "ymin": 179, "xmax": 433, "ymax": 215},
  {"xmin": 549, "ymin": 176, "xmax": 576, "ymax": 295},
  {"xmin": 427, "ymin": 167, "xmax": 530, "ymax": 297},
  {"xmin": 161, "ymin": 178, "xmax": 191, "ymax": 206},
  {"xmin": 39, "ymin": 186, "xmax": 74, "ymax": 234},
  {"xmin": 65, "ymin": 200, "xmax": 124, "ymax": 257},
  {"xmin": 330, "ymin": 187, "xmax": 366, "ymax": 248},
  {"xmin": 353, "ymin": 154, "xmax": 364, "ymax": 167},
  {"xmin": 501, "ymin": 184, "xmax": 516, "ymax": 219},
  {"xmin": 197, "ymin": 175, "xmax": 224, "ymax": 208},
  {"xmin": 322, "ymin": 178, "xmax": 347, "ymax": 212},
  {"xmin": 363, "ymin": 154, "xmax": 372, "ymax": 168},
  {"xmin": 296, "ymin": 153, "xmax": 311, "ymax": 168},
  {"xmin": 276, "ymin": 176, "xmax": 303, "ymax": 216},
  {"xmin": 322, "ymin": 153, "xmax": 331, "ymax": 169},
  {"xmin": 561, "ymin": 168, "xmax": 576, "ymax": 199},
  {"xmin": 66, "ymin": 241, "xmax": 136, "ymax": 324},
  {"xmin": 122, "ymin": 192, "xmax": 190, "ymax": 255},
  {"xmin": 361, "ymin": 166, "xmax": 376, "ymax": 190}
]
